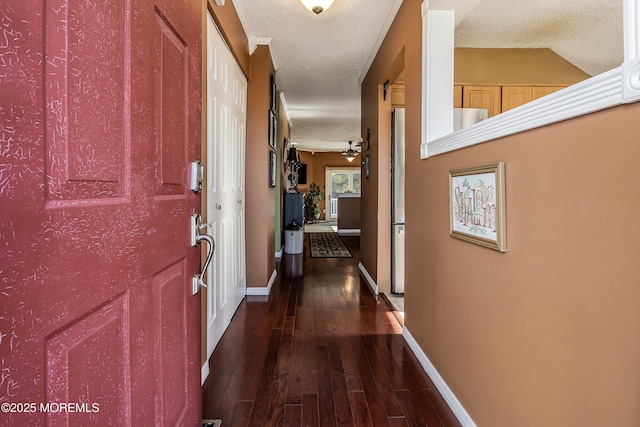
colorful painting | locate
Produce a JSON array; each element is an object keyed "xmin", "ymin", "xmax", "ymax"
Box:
[{"xmin": 449, "ymin": 162, "xmax": 506, "ymax": 252}]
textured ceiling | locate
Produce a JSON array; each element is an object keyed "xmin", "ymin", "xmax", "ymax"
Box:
[
  {"xmin": 455, "ymin": 0, "xmax": 623, "ymax": 77},
  {"xmin": 231, "ymin": 0, "xmax": 624, "ymax": 152},
  {"xmin": 232, "ymin": 0, "xmax": 403, "ymax": 152}
]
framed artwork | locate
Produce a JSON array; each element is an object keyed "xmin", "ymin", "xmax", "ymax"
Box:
[
  {"xmin": 364, "ymin": 154, "xmax": 370, "ymax": 179},
  {"xmin": 268, "ymin": 110, "xmax": 277, "ymax": 150},
  {"xmin": 269, "ymin": 150, "xmax": 276, "ymax": 188},
  {"xmin": 269, "ymin": 74, "xmax": 276, "ymax": 112},
  {"xmin": 449, "ymin": 162, "xmax": 506, "ymax": 252},
  {"xmin": 282, "ymin": 138, "xmax": 290, "ymax": 170}
]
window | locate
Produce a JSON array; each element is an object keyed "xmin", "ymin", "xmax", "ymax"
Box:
[{"xmin": 325, "ymin": 168, "xmax": 361, "ymax": 219}]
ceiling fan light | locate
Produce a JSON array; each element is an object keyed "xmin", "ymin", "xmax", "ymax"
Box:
[
  {"xmin": 300, "ymin": 0, "xmax": 335, "ymax": 14},
  {"xmin": 342, "ymin": 140, "xmax": 359, "ymax": 162}
]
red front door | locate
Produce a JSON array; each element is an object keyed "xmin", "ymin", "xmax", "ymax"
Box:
[{"xmin": 1, "ymin": 0, "xmax": 202, "ymax": 425}]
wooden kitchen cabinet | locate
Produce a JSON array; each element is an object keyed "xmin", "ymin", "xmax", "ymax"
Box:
[
  {"xmin": 455, "ymin": 84, "xmax": 568, "ymax": 117},
  {"xmin": 454, "ymin": 85, "xmax": 463, "ymax": 108},
  {"xmin": 462, "ymin": 85, "xmax": 502, "ymax": 117},
  {"xmin": 502, "ymin": 86, "xmax": 534, "ymax": 112},
  {"xmin": 533, "ymin": 85, "xmax": 565, "ymax": 99}
]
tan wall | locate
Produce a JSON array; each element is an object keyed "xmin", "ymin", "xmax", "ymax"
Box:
[
  {"xmin": 245, "ymin": 45, "xmax": 276, "ymax": 287},
  {"xmin": 454, "ymin": 48, "xmax": 591, "ymax": 85},
  {"xmin": 407, "ymin": 104, "xmax": 640, "ymax": 427},
  {"xmin": 207, "ymin": 0, "xmax": 250, "ymax": 77},
  {"xmin": 361, "ymin": 1, "xmax": 412, "ymax": 290},
  {"xmin": 364, "ymin": 0, "xmax": 640, "ymax": 425}
]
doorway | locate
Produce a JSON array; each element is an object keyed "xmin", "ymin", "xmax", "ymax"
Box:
[
  {"xmin": 204, "ymin": 14, "xmax": 247, "ymax": 367},
  {"xmin": 4, "ymin": 2, "xmax": 203, "ymax": 424},
  {"xmin": 325, "ymin": 167, "xmax": 361, "ymax": 220},
  {"xmin": 390, "ymin": 107, "xmax": 406, "ymax": 319}
]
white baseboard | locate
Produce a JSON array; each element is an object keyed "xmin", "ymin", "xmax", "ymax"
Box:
[
  {"xmin": 201, "ymin": 361, "xmax": 210, "ymax": 386},
  {"xmin": 402, "ymin": 327, "xmax": 476, "ymax": 427},
  {"xmin": 275, "ymin": 245, "xmax": 284, "ymax": 259},
  {"xmin": 357, "ymin": 262, "xmax": 378, "ymax": 295},
  {"xmin": 337, "ymin": 228, "xmax": 361, "ymax": 236},
  {"xmin": 246, "ymin": 269, "xmax": 277, "ymax": 296}
]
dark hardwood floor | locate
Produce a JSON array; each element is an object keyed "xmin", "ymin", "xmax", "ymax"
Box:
[{"xmin": 202, "ymin": 235, "xmax": 461, "ymax": 427}]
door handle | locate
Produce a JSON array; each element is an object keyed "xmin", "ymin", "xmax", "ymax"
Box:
[{"xmin": 191, "ymin": 213, "xmax": 215, "ymax": 295}]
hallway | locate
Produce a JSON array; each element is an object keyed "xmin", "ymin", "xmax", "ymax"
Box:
[{"xmin": 202, "ymin": 237, "xmax": 460, "ymax": 426}]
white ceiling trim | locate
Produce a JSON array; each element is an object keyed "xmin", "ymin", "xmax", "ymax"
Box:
[
  {"xmin": 255, "ymin": 36, "xmax": 280, "ymax": 70},
  {"xmin": 279, "ymin": 91, "xmax": 292, "ymax": 126},
  {"xmin": 358, "ymin": 0, "xmax": 404, "ymax": 85}
]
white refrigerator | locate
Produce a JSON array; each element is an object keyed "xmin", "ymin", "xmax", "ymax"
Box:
[{"xmin": 391, "ymin": 108, "xmax": 405, "ymax": 294}]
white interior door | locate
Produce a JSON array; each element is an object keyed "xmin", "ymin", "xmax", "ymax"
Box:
[{"xmin": 205, "ymin": 14, "xmax": 247, "ymax": 359}]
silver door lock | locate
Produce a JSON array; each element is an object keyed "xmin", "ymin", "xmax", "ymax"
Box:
[{"xmin": 190, "ymin": 161, "xmax": 204, "ymax": 193}]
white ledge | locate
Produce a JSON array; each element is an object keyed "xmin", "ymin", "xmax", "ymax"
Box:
[{"xmin": 421, "ymin": 67, "xmax": 624, "ymax": 158}]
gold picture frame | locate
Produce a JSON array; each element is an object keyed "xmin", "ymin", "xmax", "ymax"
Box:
[{"xmin": 449, "ymin": 162, "xmax": 506, "ymax": 252}]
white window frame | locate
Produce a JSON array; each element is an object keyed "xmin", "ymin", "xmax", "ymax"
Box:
[
  {"xmin": 420, "ymin": 0, "xmax": 640, "ymax": 159},
  {"xmin": 325, "ymin": 167, "xmax": 361, "ymax": 219}
]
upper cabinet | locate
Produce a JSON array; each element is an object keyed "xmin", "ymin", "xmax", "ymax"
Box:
[
  {"xmin": 455, "ymin": 84, "xmax": 567, "ymax": 116},
  {"xmin": 462, "ymin": 85, "xmax": 501, "ymax": 116},
  {"xmin": 454, "ymin": 48, "xmax": 590, "ymax": 117},
  {"xmin": 501, "ymin": 86, "xmax": 533, "ymax": 112}
]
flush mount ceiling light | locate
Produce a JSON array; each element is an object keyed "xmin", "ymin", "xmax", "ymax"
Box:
[
  {"xmin": 342, "ymin": 141, "xmax": 359, "ymax": 162},
  {"xmin": 300, "ymin": 0, "xmax": 335, "ymax": 14}
]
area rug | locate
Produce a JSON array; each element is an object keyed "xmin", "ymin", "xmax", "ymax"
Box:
[{"xmin": 308, "ymin": 232, "xmax": 352, "ymax": 258}]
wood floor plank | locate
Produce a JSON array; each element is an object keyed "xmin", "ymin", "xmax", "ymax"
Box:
[
  {"xmin": 372, "ymin": 333, "xmax": 408, "ymax": 391},
  {"xmin": 302, "ymin": 309, "xmax": 319, "ymax": 394},
  {"xmin": 340, "ymin": 339, "xmax": 364, "ymax": 392},
  {"xmin": 287, "ymin": 326, "xmax": 304, "ymax": 404},
  {"xmin": 349, "ymin": 391, "xmax": 373, "ymax": 427},
  {"xmin": 359, "ymin": 333, "xmax": 404, "ymax": 417},
  {"xmin": 247, "ymin": 327, "xmax": 283, "ymax": 426},
  {"xmin": 400, "ymin": 360, "xmax": 448, "ymax": 427},
  {"xmin": 202, "ymin": 325, "xmax": 248, "ymax": 416},
  {"xmin": 396, "ymin": 390, "xmax": 427, "ymax": 427},
  {"xmin": 328, "ymin": 342, "xmax": 355, "ymax": 426},
  {"xmin": 229, "ymin": 400, "xmax": 253, "ymax": 427},
  {"xmin": 286, "ymin": 277, "xmax": 300, "ymax": 317},
  {"xmin": 350, "ymin": 335, "xmax": 391, "ymax": 427},
  {"xmin": 389, "ymin": 418, "xmax": 409, "ymax": 427},
  {"xmin": 214, "ymin": 359, "xmax": 251, "ymax": 422},
  {"xmin": 284, "ymin": 404, "xmax": 302, "ymax": 427},
  {"xmin": 266, "ymin": 316, "xmax": 296, "ymax": 426},
  {"xmin": 202, "ymin": 236, "xmax": 460, "ymax": 427},
  {"xmin": 317, "ymin": 345, "xmax": 337, "ymax": 427},
  {"xmin": 302, "ymin": 393, "xmax": 319, "ymax": 427}
]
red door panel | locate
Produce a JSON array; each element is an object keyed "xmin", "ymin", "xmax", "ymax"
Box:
[{"xmin": 1, "ymin": 0, "xmax": 202, "ymax": 425}]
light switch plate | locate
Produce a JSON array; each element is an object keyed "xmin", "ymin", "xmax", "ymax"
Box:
[{"xmin": 214, "ymin": 0, "xmax": 225, "ymax": 5}]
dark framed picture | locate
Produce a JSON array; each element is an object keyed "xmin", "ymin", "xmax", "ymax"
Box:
[
  {"xmin": 364, "ymin": 154, "xmax": 371, "ymax": 179},
  {"xmin": 268, "ymin": 110, "xmax": 277, "ymax": 150},
  {"xmin": 269, "ymin": 150, "xmax": 276, "ymax": 188},
  {"xmin": 269, "ymin": 74, "xmax": 276, "ymax": 112},
  {"xmin": 282, "ymin": 138, "xmax": 290, "ymax": 170}
]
